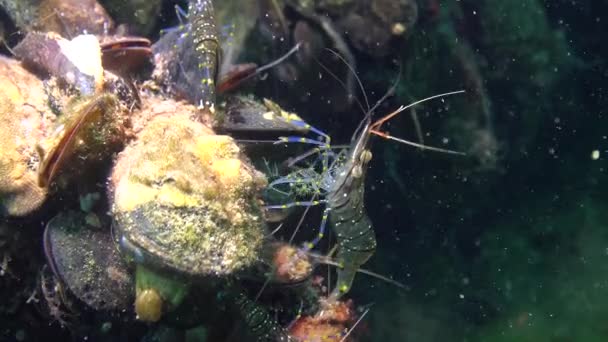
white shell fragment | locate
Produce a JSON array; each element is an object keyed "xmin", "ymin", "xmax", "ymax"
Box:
[{"xmin": 57, "ymin": 34, "xmax": 104, "ymax": 92}]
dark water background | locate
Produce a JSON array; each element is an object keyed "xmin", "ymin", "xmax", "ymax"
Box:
[
  {"xmin": 252, "ymin": 0, "xmax": 608, "ymax": 340},
  {"xmin": 253, "ymin": 0, "xmax": 608, "ymax": 339},
  {"xmin": 355, "ymin": 1, "xmax": 608, "ymax": 341}
]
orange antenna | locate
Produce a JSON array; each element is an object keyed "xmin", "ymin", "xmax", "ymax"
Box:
[{"xmin": 370, "ymin": 90, "xmax": 467, "ymax": 155}]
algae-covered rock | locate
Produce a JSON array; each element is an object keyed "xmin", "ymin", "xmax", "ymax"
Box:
[
  {"xmin": 111, "ymin": 109, "xmax": 268, "ymax": 277},
  {"xmin": 0, "ymin": 37, "xmax": 128, "ymax": 215},
  {"xmin": 0, "ymin": 56, "xmax": 52, "ymax": 216}
]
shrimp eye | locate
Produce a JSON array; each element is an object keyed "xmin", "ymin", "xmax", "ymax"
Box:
[{"xmin": 359, "ymin": 150, "xmax": 372, "ymax": 164}]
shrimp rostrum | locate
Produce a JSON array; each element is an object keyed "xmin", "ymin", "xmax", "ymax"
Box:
[{"xmin": 265, "ymin": 75, "xmax": 464, "ymax": 300}]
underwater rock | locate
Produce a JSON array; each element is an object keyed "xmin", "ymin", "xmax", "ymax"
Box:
[
  {"xmin": 0, "ymin": 0, "xmax": 113, "ymax": 37},
  {"xmin": 13, "ymin": 31, "xmax": 131, "ymax": 190},
  {"xmin": 0, "ymin": 56, "xmax": 52, "ymax": 216},
  {"xmin": 284, "ymin": 0, "xmax": 417, "ymax": 57},
  {"xmin": 14, "ymin": 32, "xmax": 105, "ymax": 96},
  {"xmin": 337, "ymin": 0, "xmax": 418, "ymax": 57},
  {"xmin": 109, "ymin": 99, "xmax": 274, "ymax": 322},
  {"xmin": 0, "ymin": 0, "xmax": 39, "ymax": 32},
  {"xmin": 37, "ymin": 0, "xmax": 113, "ymax": 36},
  {"xmin": 99, "ymin": 0, "xmax": 161, "ymax": 36},
  {"xmin": 0, "ymin": 221, "xmax": 45, "ymax": 327},
  {"xmin": 1, "ymin": 31, "xmax": 130, "ymax": 215}
]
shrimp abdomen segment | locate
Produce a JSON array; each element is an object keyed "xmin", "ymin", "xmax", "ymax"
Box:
[
  {"xmin": 332, "ymin": 212, "xmax": 377, "ymax": 299},
  {"xmin": 190, "ymin": 0, "xmax": 219, "ymax": 112},
  {"xmin": 329, "ymin": 176, "xmax": 377, "ymax": 299}
]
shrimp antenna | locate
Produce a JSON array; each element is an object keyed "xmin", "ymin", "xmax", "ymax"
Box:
[
  {"xmin": 319, "ymin": 48, "xmax": 404, "ymax": 142},
  {"xmin": 314, "ymin": 55, "xmax": 369, "ymax": 118},
  {"xmin": 320, "ymin": 49, "xmax": 463, "ymax": 156},
  {"xmin": 255, "ymin": 193, "xmax": 318, "ymax": 301},
  {"xmin": 366, "ymin": 63, "xmax": 402, "ymax": 118},
  {"xmin": 324, "ymin": 48, "xmax": 403, "ymax": 119},
  {"xmin": 308, "ymin": 252, "xmax": 406, "ymax": 290},
  {"xmin": 353, "ymin": 62, "xmax": 403, "ymax": 141},
  {"xmin": 265, "ymin": 223, "xmax": 284, "ymax": 238},
  {"xmin": 372, "ymin": 90, "xmax": 465, "ymax": 130},
  {"xmin": 370, "ymin": 90, "xmax": 467, "ymax": 155},
  {"xmin": 323, "ymin": 48, "xmax": 370, "ymax": 112},
  {"xmin": 340, "ymin": 305, "xmax": 371, "ymax": 342}
]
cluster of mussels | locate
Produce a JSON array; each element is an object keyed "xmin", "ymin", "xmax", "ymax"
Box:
[{"xmin": 0, "ymin": 0, "xmax": 368, "ymax": 341}]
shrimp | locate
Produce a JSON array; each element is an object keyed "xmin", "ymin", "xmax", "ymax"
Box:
[
  {"xmin": 188, "ymin": 0, "xmax": 220, "ymax": 114},
  {"xmin": 159, "ymin": 0, "xmax": 301, "ymax": 120},
  {"xmin": 225, "ymin": 282, "xmax": 295, "ymax": 342},
  {"xmin": 264, "ymin": 62, "xmax": 465, "ymax": 299},
  {"xmin": 325, "ymin": 90, "xmax": 464, "ymax": 299}
]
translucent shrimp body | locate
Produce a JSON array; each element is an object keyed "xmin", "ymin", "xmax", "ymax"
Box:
[
  {"xmin": 265, "ymin": 89, "xmax": 465, "ymax": 299},
  {"xmin": 264, "ymin": 109, "xmax": 377, "ymax": 299},
  {"xmin": 156, "ymin": 0, "xmax": 220, "ymax": 117},
  {"xmin": 325, "ymin": 120, "xmax": 377, "ymax": 299},
  {"xmin": 189, "ymin": 0, "xmax": 220, "ymax": 113}
]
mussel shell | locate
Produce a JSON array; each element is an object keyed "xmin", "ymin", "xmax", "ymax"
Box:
[
  {"xmin": 214, "ymin": 95, "xmax": 308, "ymax": 137},
  {"xmin": 100, "ymin": 37, "xmax": 152, "ymax": 76},
  {"xmin": 110, "ymin": 112, "xmax": 268, "ymax": 277},
  {"xmin": 43, "ymin": 211, "xmax": 133, "ymax": 311},
  {"xmin": 37, "ymin": 93, "xmax": 124, "ymax": 188}
]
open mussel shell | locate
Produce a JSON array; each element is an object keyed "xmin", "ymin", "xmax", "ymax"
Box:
[
  {"xmin": 43, "ymin": 210, "xmax": 133, "ymax": 311},
  {"xmin": 100, "ymin": 36, "xmax": 152, "ymax": 76},
  {"xmin": 36, "ymin": 93, "xmax": 126, "ymax": 189}
]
